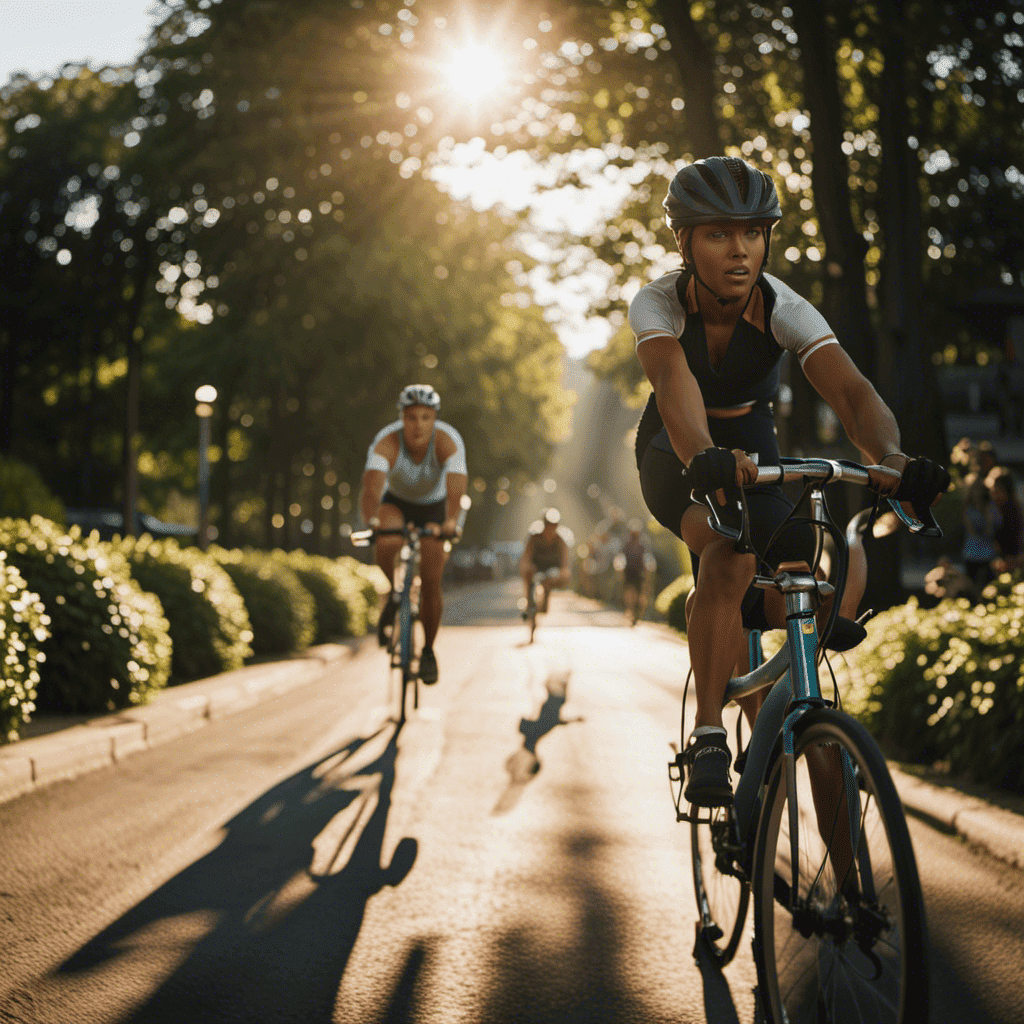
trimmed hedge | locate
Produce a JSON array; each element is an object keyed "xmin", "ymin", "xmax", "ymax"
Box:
[
  {"xmin": 113, "ymin": 535, "xmax": 253, "ymax": 682},
  {"xmin": 209, "ymin": 547, "xmax": 316, "ymax": 656},
  {"xmin": 0, "ymin": 456, "xmax": 65, "ymax": 525},
  {"xmin": 656, "ymin": 573, "xmax": 694, "ymax": 634},
  {"xmin": 838, "ymin": 572, "xmax": 1024, "ymax": 794},
  {"xmin": 0, "ymin": 517, "xmax": 171, "ymax": 713},
  {"xmin": 280, "ymin": 550, "xmax": 373, "ymax": 642},
  {"xmin": 0, "ymin": 551, "xmax": 50, "ymax": 741}
]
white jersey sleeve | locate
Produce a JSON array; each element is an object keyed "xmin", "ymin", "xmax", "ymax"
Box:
[
  {"xmin": 628, "ymin": 271, "xmax": 686, "ymax": 347},
  {"xmin": 765, "ymin": 273, "xmax": 839, "ymax": 367},
  {"xmin": 437, "ymin": 423, "xmax": 468, "ymax": 476},
  {"xmin": 364, "ymin": 422, "xmax": 398, "ymax": 473}
]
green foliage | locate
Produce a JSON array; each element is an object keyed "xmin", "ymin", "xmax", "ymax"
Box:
[
  {"xmin": 0, "ymin": 551, "xmax": 50, "ymax": 742},
  {"xmin": 113, "ymin": 535, "xmax": 253, "ymax": 683},
  {"xmin": 0, "ymin": 457, "xmax": 65, "ymax": 525},
  {"xmin": 277, "ymin": 550, "xmax": 373, "ymax": 641},
  {"xmin": 838, "ymin": 573, "xmax": 1024, "ymax": 794},
  {"xmin": 656, "ymin": 573, "xmax": 694, "ymax": 634},
  {"xmin": 209, "ymin": 547, "xmax": 316, "ymax": 656},
  {"xmin": 0, "ymin": 517, "xmax": 171, "ymax": 713}
]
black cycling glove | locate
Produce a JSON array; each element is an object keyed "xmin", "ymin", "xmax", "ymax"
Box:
[
  {"xmin": 687, "ymin": 447, "xmax": 737, "ymax": 494},
  {"xmin": 895, "ymin": 457, "xmax": 951, "ymax": 515}
]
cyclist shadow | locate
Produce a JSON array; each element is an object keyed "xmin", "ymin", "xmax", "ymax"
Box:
[
  {"xmin": 494, "ymin": 669, "xmax": 582, "ymax": 815},
  {"xmin": 59, "ymin": 721, "xmax": 417, "ymax": 1023},
  {"xmin": 691, "ymin": 924, "xmax": 762, "ymax": 1024}
]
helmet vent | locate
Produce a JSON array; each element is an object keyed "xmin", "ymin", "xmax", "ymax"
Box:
[{"xmin": 722, "ymin": 157, "xmax": 750, "ymax": 201}]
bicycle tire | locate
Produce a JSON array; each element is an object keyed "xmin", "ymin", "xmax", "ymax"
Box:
[
  {"xmin": 691, "ymin": 804, "xmax": 749, "ymax": 966},
  {"xmin": 752, "ymin": 708, "xmax": 929, "ymax": 1024},
  {"xmin": 396, "ymin": 590, "xmax": 414, "ymax": 720}
]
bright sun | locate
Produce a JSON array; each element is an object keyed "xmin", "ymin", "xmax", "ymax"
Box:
[{"xmin": 444, "ymin": 44, "xmax": 507, "ymax": 100}]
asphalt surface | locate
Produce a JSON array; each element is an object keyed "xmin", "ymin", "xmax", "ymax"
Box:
[{"xmin": 1, "ymin": 581, "xmax": 1022, "ymax": 1023}]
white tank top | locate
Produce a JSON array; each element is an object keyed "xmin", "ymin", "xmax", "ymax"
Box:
[{"xmin": 365, "ymin": 420, "xmax": 467, "ymax": 504}]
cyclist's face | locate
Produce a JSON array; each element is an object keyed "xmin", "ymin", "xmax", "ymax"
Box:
[
  {"xmin": 401, "ymin": 404, "xmax": 436, "ymax": 447},
  {"xmin": 684, "ymin": 221, "xmax": 766, "ymax": 301}
]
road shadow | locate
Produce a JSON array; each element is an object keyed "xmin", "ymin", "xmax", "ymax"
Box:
[
  {"xmin": 493, "ymin": 670, "xmax": 582, "ymax": 816},
  {"xmin": 58, "ymin": 721, "xmax": 416, "ymax": 1023},
  {"xmin": 467, "ymin": 831, "xmax": 657, "ymax": 1023},
  {"xmin": 691, "ymin": 922, "xmax": 748, "ymax": 1024}
]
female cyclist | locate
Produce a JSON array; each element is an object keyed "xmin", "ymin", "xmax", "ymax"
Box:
[{"xmin": 629, "ymin": 156, "xmax": 949, "ymax": 806}]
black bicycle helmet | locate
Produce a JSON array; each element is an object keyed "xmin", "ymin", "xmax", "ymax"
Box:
[
  {"xmin": 664, "ymin": 157, "xmax": 782, "ymax": 305},
  {"xmin": 663, "ymin": 156, "xmax": 781, "ymax": 229}
]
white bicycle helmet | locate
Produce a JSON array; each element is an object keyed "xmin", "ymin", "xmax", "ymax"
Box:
[{"xmin": 397, "ymin": 384, "xmax": 441, "ymax": 413}]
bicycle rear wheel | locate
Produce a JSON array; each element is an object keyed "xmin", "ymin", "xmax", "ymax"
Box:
[
  {"xmin": 691, "ymin": 804, "xmax": 749, "ymax": 966},
  {"xmin": 752, "ymin": 709, "xmax": 928, "ymax": 1024}
]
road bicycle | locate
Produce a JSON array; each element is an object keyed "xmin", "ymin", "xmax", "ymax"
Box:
[
  {"xmin": 670, "ymin": 457, "xmax": 940, "ymax": 1024},
  {"xmin": 352, "ymin": 501, "xmax": 468, "ymax": 723},
  {"xmin": 523, "ymin": 566, "xmax": 563, "ymax": 643}
]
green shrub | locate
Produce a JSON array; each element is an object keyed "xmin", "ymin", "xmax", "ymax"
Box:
[
  {"xmin": 279, "ymin": 550, "xmax": 374, "ymax": 641},
  {"xmin": 209, "ymin": 547, "xmax": 316, "ymax": 656},
  {"xmin": 837, "ymin": 572, "xmax": 1024, "ymax": 794},
  {"xmin": 656, "ymin": 573, "xmax": 694, "ymax": 634},
  {"xmin": 0, "ymin": 457, "xmax": 65, "ymax": 525},
  {"xmin": 113, "ymin": 535, "xmax": 253, "ymax": 682},
  {"xmin": 0, "ymin": 552, "xmax": 50, "ymax": 741},
  {"xmin": 0, "ymin": 517, "xmax": 171, "ymax": 713}
]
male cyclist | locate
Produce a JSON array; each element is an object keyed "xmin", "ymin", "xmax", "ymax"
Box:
[
  {"xmin": 519, "ymin": 508, "xmax": 571, "ymax": 618},
  {"xmin": 359, "ymin": 384, "xmax": 468, "ymax": 685},
  {"xmin": 629, "ymin": 156, "xmax": 950, "ymax": 806}
]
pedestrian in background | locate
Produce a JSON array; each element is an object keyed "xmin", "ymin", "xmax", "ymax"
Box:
[
  {"xmin": 989, "ymin": 469, "xmax": 1023, "ymax": 574},
  {"xmin": 960, "ymin": 471, "xmax": 1000, "ymax": 590}
]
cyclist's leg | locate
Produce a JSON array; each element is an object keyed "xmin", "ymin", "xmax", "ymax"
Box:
[
  {"xmin": 418, "ymin": 535, "xmax": 445, "ymax": 649},
  {"xmin": 679, "ymin": 505, "xmax": 757, "ymax": 731},
  {"xmin": 374, "ymin": 502, "xmax": 405, "ymax": 581},
  {"xmin": 520, "ymin": 563, "xmax": 536, "ymax": 608},
  {"xmin": 685, "ymin": 586, "xmax": 764, "ymax": 730}
]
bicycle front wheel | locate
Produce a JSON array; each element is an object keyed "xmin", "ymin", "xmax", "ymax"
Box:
[
  {"xmin": 752, "ymin": 709, "xmax": 928, "ymax": 1024},
  {"xmin": 691, "ymin": 804, "xmax": 749, "ymax": 966}
]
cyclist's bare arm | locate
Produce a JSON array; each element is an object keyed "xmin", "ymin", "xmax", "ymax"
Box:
[
  {"xmin": 359, "ymin": 434, "xmax": 399, "ymax": 523},
  {"xmin": 801, "ymin": 345, "xmax": 905, "ymax": 494},
  {"xmin": 636, "ymin": 334, "xmax": 757, "ymax": 485},
  {"xmin": 435, "ymin": 428, "xmax": 468, "ymax": 537}
]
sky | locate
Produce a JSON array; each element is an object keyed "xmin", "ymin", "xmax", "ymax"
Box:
[
  {"xmin": 0, "ymin": 1, "xmax": 157, "ymax": 83},
  {"xmin": 0, "ymin": 0, "xmax": 624, "ymax": 357}
]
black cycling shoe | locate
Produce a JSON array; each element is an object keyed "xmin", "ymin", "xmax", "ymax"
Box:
[
  {"xmin": 376, "ymin": 596, "xmax": 397, "ymax": 647},
  {"xmin": 683, "ymin": 728, "xmax": 734, "ymax": 807},
  {"xmin": 418, "ymin": 647, "xmax": 438, "ymax": 685}
]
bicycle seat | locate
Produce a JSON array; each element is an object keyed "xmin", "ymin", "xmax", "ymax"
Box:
[{"xmin": 823, "ymin": 616, "xmax": 867, "ymax": 652}]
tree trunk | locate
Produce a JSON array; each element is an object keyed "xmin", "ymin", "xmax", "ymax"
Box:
[
  {"xmin": 877, "ymin": 0, "xmax": 947, "ymax": 462},
  {"xmin": 212, "ymin": 381, "xmax": 234, "ymax": 546},
  {"xmin": 654, "ymin": 0, "xmax": 723, "ymax": 158},
  {"xmin": 790, "ymin": 1, "xmax": 876, "ymax": 380},
  {"xmin": 120, "ymin": 237, "xmax": 152, "ymax": 537}
]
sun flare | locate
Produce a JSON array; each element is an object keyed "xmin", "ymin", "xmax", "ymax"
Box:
[{"xmin": 444, "ymin": 44, "xmax": 507, "ymax": 100}]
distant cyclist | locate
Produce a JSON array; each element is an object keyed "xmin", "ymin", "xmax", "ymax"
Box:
[
  {"xmin": 519, "ymin": 508, "xmax": 571, "ymax": 618},
  {"xmin": 359, "ymin": 384, "xmax": 468, "ymax": 685},
  {"xmin": 620, "ymin": 520, "xmax": 651, "ymax": 626}
]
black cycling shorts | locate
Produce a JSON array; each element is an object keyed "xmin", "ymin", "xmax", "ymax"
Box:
[
  {"xmin": 637, "ymin": 404, "xmax": 814, "ymax": 630},
  {"xmin": 380, "ymin": 491, "xmax": 446, "ymax": 529}
]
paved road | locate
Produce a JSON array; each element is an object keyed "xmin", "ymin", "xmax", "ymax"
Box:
[{"xmin": 1, "ymin": 582, "xmax": 1022, "ymax": 1023}]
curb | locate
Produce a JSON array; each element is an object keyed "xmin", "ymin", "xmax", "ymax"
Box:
[
  {"xmin": 889, "ymin": 766, "xmax": 1024, "ymax": 872},
  {"xmin": 0, "ymin": 642, "xmax": 359, "ymax": 807}
]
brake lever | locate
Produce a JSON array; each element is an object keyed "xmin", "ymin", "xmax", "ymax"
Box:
[
  {"xmin": 885, "ymin": 498, "xmax": 943, "ymax": 539},
  {"xmin": 692, "ymin": 486, "xmax": 756, "ymax": 554}
]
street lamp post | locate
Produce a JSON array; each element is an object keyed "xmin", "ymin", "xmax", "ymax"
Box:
[{"xmin": 195, "ymin": 385, "xmax": 217, "ymax": 550}]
